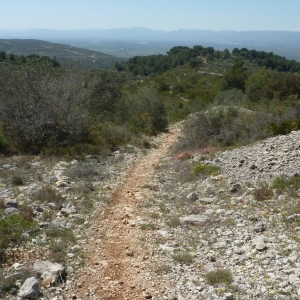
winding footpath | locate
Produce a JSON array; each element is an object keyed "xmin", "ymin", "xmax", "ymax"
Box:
[{"xmin": 73, "ymin": 130, "xmax": 179, "ymax": 300}]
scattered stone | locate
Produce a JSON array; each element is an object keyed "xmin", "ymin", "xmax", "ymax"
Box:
[
  {"xmin": 143, "ymin": 292, "xmax": 152, "ymax": 299},
  {"xmin": 254, "ymin": 222, "xmax": 266, "ymax": 233},
  {"xmin": 252, "ymin": 236, "xmax": 267, "ymax": 251},
  {"xmin": 224, "ymin": 293, "xmax": 235, "ymax": 300},
  {"xmin": 61, "ymin": 206, "xmax": 77, "ymax": 216},
  {"xmin": 180, "ymin": 214, "xmax": 208, "ymax": 226},
  {"xmin": 187, "ymin": 192, "xmax": 198, "ymax": 201},
  {"xmin": 4, "ymin": 207, "xmax": 18, "ymax": 214},
  {"xmin": 42, "ymin": 277, "xmax": 52, "ymax": 288},
  {"xmin": 17, "ymin": 277, "xmax": 39, "ymax": 299},
  {"xmin": 34, "ymin": 261, "xmax": 65, "ymax": 285},
  {"xmin": 10, "ymin": 262, "xmax": 24, "ymax": 271},
  {"xmin": 199, "ymin": 197, "xmax": 216, "ymax": 203},
  {"xmin": 230, "ymin": 183, "xmax": 240, "ymax": 193},
  {"xmin": 5, "ymin": 199, "xmax": 18, "ymax": 208},
  {"xmin": 126, "ymin": 250, "xmax": 134, "ymax": 257}
]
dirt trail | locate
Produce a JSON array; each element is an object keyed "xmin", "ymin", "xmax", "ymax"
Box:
[{"xmin": 74, "ymin": 130, "xmax": 179, "ymax": 300}]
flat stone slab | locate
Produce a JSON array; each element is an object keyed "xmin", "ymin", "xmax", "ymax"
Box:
[{"xmin": 180, "ymin": 214, "xmax": 208, "ymax": 226}]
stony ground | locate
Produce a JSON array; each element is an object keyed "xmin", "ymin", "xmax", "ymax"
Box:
[{"xmin": 2, "ymin": 125, "xmax": 300, "ymax": 299}]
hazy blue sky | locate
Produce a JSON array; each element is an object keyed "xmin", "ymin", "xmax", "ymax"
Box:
[{"xmin": 1, "ymin": 0, "xmax": 299, "ymax": 32}]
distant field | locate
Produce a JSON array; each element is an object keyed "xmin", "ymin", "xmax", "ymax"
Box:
[
  {"xmin": 0, "ymin": 39, "xmax": 124, "ymax": 69},
  {"xmin": 67, "ymin": 40, "xmax": 176, "ymax": 58},
  {"xmin": 67, "ymin": 40, "xmax": 300, "ymax": 62}
]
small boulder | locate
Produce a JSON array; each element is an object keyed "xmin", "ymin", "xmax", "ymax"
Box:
[
  {"xmin": 34, "ymin": 261, "xmax": 65, "ymax": 285},
  {"xmin": 18, "ymin": 277, "xmax": 39, "ymax": 299},
  {"xmin": 180, "ymin": 214, "xmax": 208, "ymax": 226},
  {"xmin": 252, "ymin": 236, "xmax": 267, "ymax": 251},
  {"xmin": 187, "ymin": 192, "xmax": 198, "ymax": 201},
  {"xmin": 254, "ymin": 222, "xmax": 266, "ymax": 233},
  {"xmin": 4, "ymin": 207, "xmax": 18, "ymax": 215},
  {"xmin": 61, "ymin": 206, "xmax": 77, "ymax": 216},
  {"xmin": 5, "ymin": 199, "xmax": 18, "ymax": 208}
]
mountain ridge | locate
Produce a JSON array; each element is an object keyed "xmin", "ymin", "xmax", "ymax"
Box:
[{"xmin": 0, "ymin": 39, "xmax": 124, "ymax": 69}]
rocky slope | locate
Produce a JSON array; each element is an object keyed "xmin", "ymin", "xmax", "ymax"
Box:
[
  {"xmin": 0, "ymin": 144, "xmax": 146, "ymax": 299},
  {"xmin": 2, "ymin": 127, "xmax": 300, "ymax": 299},
  {"xmin": 136, "ymin": 130, "xmax": 300, "ymax": 299}
]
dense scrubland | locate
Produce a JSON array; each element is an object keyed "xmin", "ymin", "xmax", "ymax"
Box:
[{"xmin": 1, "ymin": 45, "xmax": 300, "ymax": 156}]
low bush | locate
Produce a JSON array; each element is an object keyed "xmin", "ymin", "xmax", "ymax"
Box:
[
  {"xmin": 140, "ymin": 223, "xmax": 157, "ymax": 230},
  {"xmin": 45, "ymin": 226, "xmax": 75, "ymax": 243},
  {"xmin": 172, "ymin": 251, "xmax": 193, "ymax": 264},
  {"xmin": 0, "ymin": 214, "xmax": 39, "ymax": 251},
  {"xmin": 34, "ymin": 186, "xmax": 61, "ymax": 203},
  {"xmin": 0, "ymin": 268, "xmax": 36, "ymax": 296},
  {"xmin": 167, "ymin": 216, "xmax": 181, "ymax": 228},
  {"xmin": 193, "ymin": 164, "xmax": 220, "ymax": 178},
  {"xmin": 272, "ymin": 175, "xmax": 300, "ymax": 192},
  {"xmin": 253, "ymin": 187, "xmax": 273, "ymax": 201},
  {"xmin": 46, "ymin": 226, "xmax": 76, "ymax": 263},
  {"xmin": 0, "ymin": 199, "xmax": 4, "ymax": 210},
  {"xmin": 19, "ymin": 205, "xmax": 35, "ymax": 221},
  {"xmin": 205, "ymin": 268, "xmax": 233, "ymax": 285},
  {"xmin": 271, "ymin": 175, "xmax": 290, "ymax": 190},
  {"xmin": 175, "ymin": 107, "xmax": 272, "ymax": 151},
  {"xmin": 154, "ymin": 264, "xmax": 171, "ymax": 274},
  {"xmin": 11, "ymin": 174, "xmax": 24, "ymax": 186},
  {"xmin": 0, "ymin": 132, "xmax": 8, "ymax": 154}
]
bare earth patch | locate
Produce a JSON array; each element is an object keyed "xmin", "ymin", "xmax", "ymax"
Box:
[{"xmin": 72, "ymin": 130, "xmax": 179, "ymax": 300}]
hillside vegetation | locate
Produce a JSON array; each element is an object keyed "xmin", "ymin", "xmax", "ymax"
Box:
[
  {"xmin": 0, "ymin": 39, "xmax": 123, "ymax": 70},
  {"xmin": 0, "ymin": 52, "xmax": 167, "ymax": 155},
  {"xmin": 117, "ymin": 45, "xmax": 300, "ymax": 150},
  {"xmin": 0, "ymin": 44, "xmax": 300, "ymax": 156}
]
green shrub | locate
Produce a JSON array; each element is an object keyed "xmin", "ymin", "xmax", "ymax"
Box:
[
  {"xmin": 154, "ymin": 264, "xmax": 171, "ymax": 274},
  {"xmin": 49, "ymin": 240, "xmax": 68, "ymax": 263},
  {"xmin": 89, "ymin": 122, "xmax": 131, "ymax": 151},
  {"xmin": 0, "ymin": 199, "xmax": 4, "ymax": 210},
  {"xmin": 119, "ymin": 87, "xmax": 168, "ymax": 135},
  {"xmin": 140, "ymin": 223, "xmax": 157, "ymax": 230},
  {"xmin": 205, "ymin": 268, "xmax": 233, "ymax": 285},
  {"xmin": 272, "ymin": 175, "xmax": 300, "ymax": 191},
  {"xmin": 0, "ymin": 270, "xmax": 18, "ymax": 296},
  {"xmin": 270, "ymin": 119, "xmax": 300, "ymax": 136},
  {"xmin": 176, "ymin": 108, "xmax": 272, "ymax": 151},
  {"xmin": 45, "ymin": 226, "xmax": 75, "ymax": 243},
  {"xmin": 167, "ymin": 216, "xmax": 181, "ymax": 228},
  {"xmin": 46, "ymin": 226, "xmax": 76, "ymax": 263},
  {"xmin": 271, "ymin": 175, "xmax": 290, "ymax": 190},
  {"xmin": 0, "ymin": 214, "xmax": 38, "ymax": 247},
  {"xmin": 193, "ymin": 164, "xmax": 220, "ymax": 178},
  {"xmin": 172, "ymin": 251, "xmax": 193, "ymax": 264}
]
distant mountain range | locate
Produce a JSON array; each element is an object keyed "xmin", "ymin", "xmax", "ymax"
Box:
[
  {"xmin": 1, "ymin": 27, "xmax": 300, "ymax": 44},
  {"xmin": 1, "ymin": 27, "xmax": 300, "ymax": 61}
]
